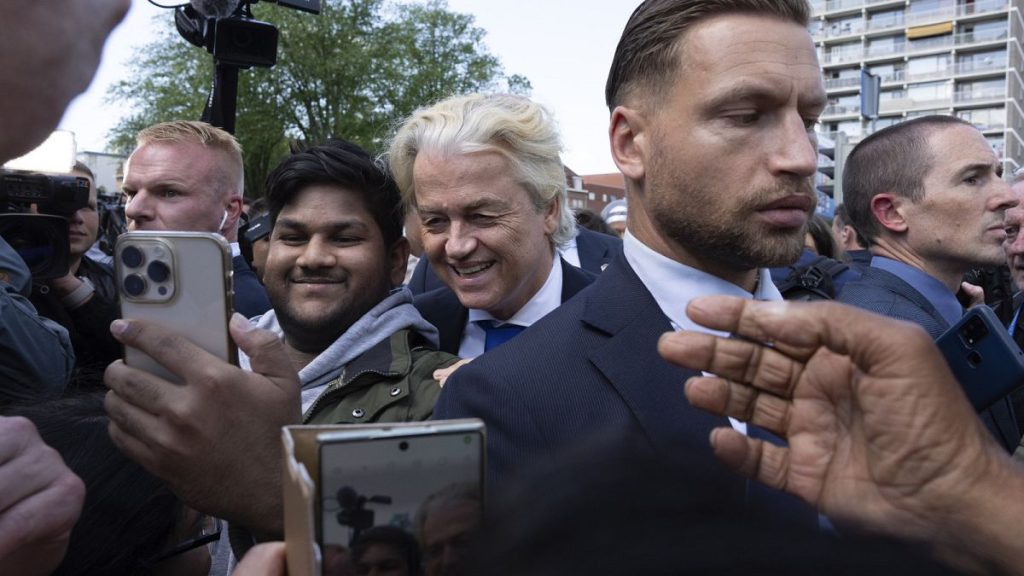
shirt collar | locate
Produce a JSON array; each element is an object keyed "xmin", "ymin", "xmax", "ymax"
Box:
[
  {"xmin": 871, "ymin": 257, "xmax": 962, "ymax": 326},
  {"xmin": 623, "ymin": 231, "xmax": 781, "ymax": 337},
  {"xmin": 467, "ymin": 254, "xmax": 562, "ymax": 328}
]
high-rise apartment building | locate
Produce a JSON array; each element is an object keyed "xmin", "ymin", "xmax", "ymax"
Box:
[{"xmin": 811, "ymin": 0, "xmax": 1024, "ymax": 205}]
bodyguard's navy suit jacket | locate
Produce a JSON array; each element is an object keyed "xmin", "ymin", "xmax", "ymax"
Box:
[
  {"xmin": 413, "ymin": 258, "xmax": 596, "ymax": 355},
  {"xmin": 406, "ymin": 227, "xmax": 621, "ymax": 295},
  {"xmin": 434, "ymin": 254, "xmax": 753, "ymax": 500},
  {"xmin": 232, "ymin": 255, "xmax": 271, "ymax": 319},
  {"xmin": 839, "ymin": 265, "xmax": 1020, "ymax": 450}
]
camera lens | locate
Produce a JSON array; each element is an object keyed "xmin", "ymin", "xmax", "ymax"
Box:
[
  {"xmin": 121, "ymin": 246, "xmax": 144, "ymax": 268},
  {"xmin": 147, "ymin": 260, "xmax": 171, "ymax": 283},
  {"xmin": 399, "ymin": 441, "xmax": 409, "ymax": 451},
  {"xmin": 123, "ymin": 274, "xmax": 147, "ymax": 297}
]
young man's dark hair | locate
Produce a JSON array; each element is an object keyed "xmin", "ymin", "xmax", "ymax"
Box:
[
  {"xmin": 605, "ymin": 0, "xmax": 810, "ymax": 110},
  {"xmin": 265, "ymin": 138, "xmax": 404, "ymax": 249},
  {"xmin": 842, "ymin": 115, "xmax": 972, "ymax": 244}
]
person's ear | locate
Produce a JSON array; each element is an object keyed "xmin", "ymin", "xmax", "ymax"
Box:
[
  {"xmin": 610, "ymin": 105, "xmax": 648, "ymax": 184},
  {"xmin": 388, "ymin": 237, "xmax": 411, "ymax": 288},
  {"xmin": 870, "ymin": 193, "xmax": 909, "ymax": 234}
]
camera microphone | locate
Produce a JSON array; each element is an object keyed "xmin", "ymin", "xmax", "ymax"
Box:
[{"xmin": 189, "ymin": 0, "xmax": 242, "ymax": 19}]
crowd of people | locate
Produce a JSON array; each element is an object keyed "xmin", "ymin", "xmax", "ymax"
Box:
[{"xmin": 8, "ymin": 0, "xmax": 1024, "ymax": 575}]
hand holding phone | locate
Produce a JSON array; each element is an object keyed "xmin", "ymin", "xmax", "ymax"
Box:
[{"xmin": 936, "ymin": 306, "xmax": 1024, "ymax": 411}]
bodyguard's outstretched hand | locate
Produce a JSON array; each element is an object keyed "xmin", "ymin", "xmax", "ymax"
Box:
[
  {"xmin": 659, "ymin": 296, "xmax": 1024, "ymax": 573},
  {"xmin": 105, "ymin": 314, "xmax": 301, "ymax": 536}
]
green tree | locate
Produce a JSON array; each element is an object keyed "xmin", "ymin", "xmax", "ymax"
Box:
[{"xmin": 107, "ymin": 0, "xmax": 530, "ymax": 199}]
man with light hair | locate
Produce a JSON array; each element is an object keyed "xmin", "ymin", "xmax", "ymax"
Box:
[
  {"xmin": 1003, "ymin": 169, "xmax": 1024, "ymax": 302},
  {"xmin": 389, "ymin": 93, "xmax": 601, "ymax": 356},
  {"xmin": 121, "ymin": 120, "xmax": 270, "ymax": 317}
]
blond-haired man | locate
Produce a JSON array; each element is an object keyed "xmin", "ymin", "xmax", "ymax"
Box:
[
  {"xmin": 389, "ymin": 93, "xmax": 597, "ymax": 356},
  {"xmin": 121, "ymin": 120, "xmax": 270, "ymax": 317}
]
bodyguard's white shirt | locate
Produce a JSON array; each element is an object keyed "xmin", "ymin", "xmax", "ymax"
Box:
[
  {"xmin": 623, "ymin": 231, "xmax": 783, "ymax": 434},
  {"xmin": 458, "ymin": 255, "xmax": 563, "ymax": 358}
]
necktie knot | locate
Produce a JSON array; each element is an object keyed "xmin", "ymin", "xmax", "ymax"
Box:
[{"xmin": 476, "ymin": 320, "xmax": 525, "ymax": 351}]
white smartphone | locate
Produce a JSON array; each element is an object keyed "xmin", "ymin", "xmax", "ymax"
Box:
[
  {"xmin": 115, "ymin": 231, "xmax": 237, "ymax": 383},
  {"xmin": 316, "ymin": 420, "xmax": 485, "ymax": 576}
]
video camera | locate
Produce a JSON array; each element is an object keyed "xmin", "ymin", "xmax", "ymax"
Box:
[
  {"xmin": 175, "ymin": 0, "xmax": 321, "ymax": 69},
  {"xmin": 169, "ymin": 0, "xmax": 320, "ymax": 134},
  {"xmin": 0, "ymin": 132, "xmax": 90, "ymax": 280}
]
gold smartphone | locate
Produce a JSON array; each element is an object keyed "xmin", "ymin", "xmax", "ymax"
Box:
[{"xmin": 115, "ymin": 231, "xmax": 238, "ymax": 383}]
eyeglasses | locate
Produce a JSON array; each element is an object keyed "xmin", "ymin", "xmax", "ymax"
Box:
[{"xmin": 144, "ymin": 515, "xmax": 223, "ymax": 566}]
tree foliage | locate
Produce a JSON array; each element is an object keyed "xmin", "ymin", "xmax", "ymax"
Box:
[{"xmin": 107, "ymin": 0, "xmax": 530, "ymax": 198}]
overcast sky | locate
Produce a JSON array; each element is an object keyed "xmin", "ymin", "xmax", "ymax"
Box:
[{"xmin": 57, "ymin": 0, "xmax": 639, "ymax": 175}]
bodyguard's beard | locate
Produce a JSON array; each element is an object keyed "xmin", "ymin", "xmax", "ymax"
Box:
[{"xmin": 654, "ymin": 176, "xmax": 816, "ymax": 272}]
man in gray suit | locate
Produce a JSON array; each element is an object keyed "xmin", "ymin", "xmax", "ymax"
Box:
[{"xmin": 838, "ymin": 114, "xmax": 1020, "ymax": 449}]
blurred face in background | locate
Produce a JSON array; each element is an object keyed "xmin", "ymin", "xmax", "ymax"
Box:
[
  {"xmin": 68, "ymin": 169, "xmax": 100, "ymax": 260},
  {"xmin": 1004, "ymin": 181, "xmax": 1024, "ymax": 290}
]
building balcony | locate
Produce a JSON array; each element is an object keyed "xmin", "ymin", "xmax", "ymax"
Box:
[
  {"xmin": 822, "ymin": 103, "xmax": 861, "ymax": 117},
  {"xmin": 905, "ymin": 35, "xmax": 955, "ymax": 56},
  {"xmin": 954, "ymin": 88, "xmax": 1007, "ymax": 104},
  {"xmin": 865, "ymin": 42, "xmax": 904, "ymax": 59},
  {"xmin": 824, "ymin": 23, "xmax": 866, "ymax": 39},
  {"xmin": 879, "ymin": 70, "xmax": 906, "ymax": 84},
  {"xmin": 978, "ymin": 122, "xmax": 1007, "ymax": 132},
  {"xmin": 905, "ymin": 5, "xmax": 957, "ymax": 27},
  {"xmin": 957, "ymin": 0, "xmax": 1009, "ymax": 19},
  {"xmin": 824, "ymin": 0, "xmax": 864, "ymax": 14},
  {"xmin": 879, "ymin": 96, "xmax": 953, "ymax": 112},
  {"xmin": 825, "ymin": 76, "xmax": 863, "ymax": 90},
  {"xmin": 903, "ymin": 67, "xmax": 953, "ymax": 83},
  {"xmin": 955, "ymin": 30, "xmax": 1009, "ymax": 49},
  {"xmin": 823, "ymin": 50, "xmax": 865, "ymax": 65},
  {"xmin": 861, "ymin": 30, "xmax": 1009, "ymax": 64},
  {"xmin": 865, "ymin": 17, "xmax": 904, "ymax": 33},
  {"xmin": 955, "ymin": 59, "xmax": 1008, "ymax": 76},
  {"xmin": 958, "ymin": 112, "xmax": 1007, "ymax": 131}
]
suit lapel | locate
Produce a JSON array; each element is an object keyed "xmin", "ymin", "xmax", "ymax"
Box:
[
  {"xmin": 559, "ymin": 258, "xmax": 597, "ymax": 302},
  {"xmin": 581, "ymin": 257, "xmax": 730, "ymax": 459}
]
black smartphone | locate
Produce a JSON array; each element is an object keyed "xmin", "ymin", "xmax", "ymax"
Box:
[{"xmin": 936, "ymin": 306, "xmax": 1024, "ymax": 411}]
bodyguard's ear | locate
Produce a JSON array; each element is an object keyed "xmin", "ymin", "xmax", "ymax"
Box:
[
  {"xmin": 609, "ymin": 106, "xmax": 647, "ymax": 183},
  {"xmin": 870, "ymin": 193, "xmax": 909, "ymax": 234}
]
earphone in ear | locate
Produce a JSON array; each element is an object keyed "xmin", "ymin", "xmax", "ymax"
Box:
[{"xmin": 218, "ymin": 210, "xmax": 228, "ymax": 231}]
